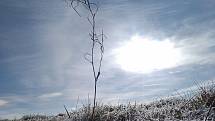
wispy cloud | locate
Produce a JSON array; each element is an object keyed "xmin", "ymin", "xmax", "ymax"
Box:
[
  {"xmin": 0, "ymin": 99, "xmax": 8, "ymax": 107},
  {"xmin": 38, "ymin": 92, "xmax": 63, "ymax": 99}
]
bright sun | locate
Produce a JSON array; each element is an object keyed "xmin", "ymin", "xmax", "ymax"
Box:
[{"xmin": 114, "ymin": 35, "xmax": 183, "ymax": 73}]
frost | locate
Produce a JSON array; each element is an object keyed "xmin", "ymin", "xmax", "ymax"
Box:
[{"xmin": 2, "ymin": 83, "xmax": 214, "ymax": 121}]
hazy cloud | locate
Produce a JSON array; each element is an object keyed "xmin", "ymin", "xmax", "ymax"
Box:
[
  {"xmin": 38, "ymin": 92, "xmax": 63, "ymax": 99},
  {"xmin": 0, "ymin": 99, "xmax": 8, "ymax": 107}
]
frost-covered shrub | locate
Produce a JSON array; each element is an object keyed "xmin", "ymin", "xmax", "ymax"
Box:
[{"xmin": 7, "ymin": 82, "xmax": 215, "ymax": 121}]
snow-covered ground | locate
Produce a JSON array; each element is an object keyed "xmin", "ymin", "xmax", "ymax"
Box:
[{"xmin": 2, "ymin": 83, "xmax": 214, "ymax": 121}]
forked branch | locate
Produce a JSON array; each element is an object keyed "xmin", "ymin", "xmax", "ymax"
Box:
[{"xmin": 66, "ymin": 0, "xmax": 105, "ymax": 120}]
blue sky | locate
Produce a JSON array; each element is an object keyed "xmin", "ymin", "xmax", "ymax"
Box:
[{"xmin": 1, "ymin": 0, "xmax": 215, "ymax": 119}]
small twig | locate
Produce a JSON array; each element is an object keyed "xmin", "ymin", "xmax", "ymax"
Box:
[
  {"xmin": 64, "ymin": 105, "xmax": 71, "ymax": 118},
  {"xmin": 76, "ymin": 96, "xmax": 80, "ymax": 111},
  {"xmin": 84, "ymin": 52, "xmax": 92, "ymax": 63},
  {"xmin": 70, "ymin": 0, "xmax": 82, "ymax": 17}
]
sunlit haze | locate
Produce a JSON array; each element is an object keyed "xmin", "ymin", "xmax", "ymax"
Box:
[{"xmin": 115, "ymin": 35, "xmax": 183, "ymax": 73}]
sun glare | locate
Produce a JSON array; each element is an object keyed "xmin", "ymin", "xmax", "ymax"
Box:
[{"xmin": 114, "ymin": 35, "xmax": 183, "ymax": 73}]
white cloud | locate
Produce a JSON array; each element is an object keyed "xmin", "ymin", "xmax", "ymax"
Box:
[
  {"xmin": 0, "ymin": 100, "xmax": 8, "ymax": 107},
  {"xmin": 38, "ymin": 92, "xmax": 62, "ymax": 99}
]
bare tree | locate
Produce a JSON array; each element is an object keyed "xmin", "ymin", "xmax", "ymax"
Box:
[{"xmin": 66, "ymin": 0, "xmax": 105, "ymax": 120}]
